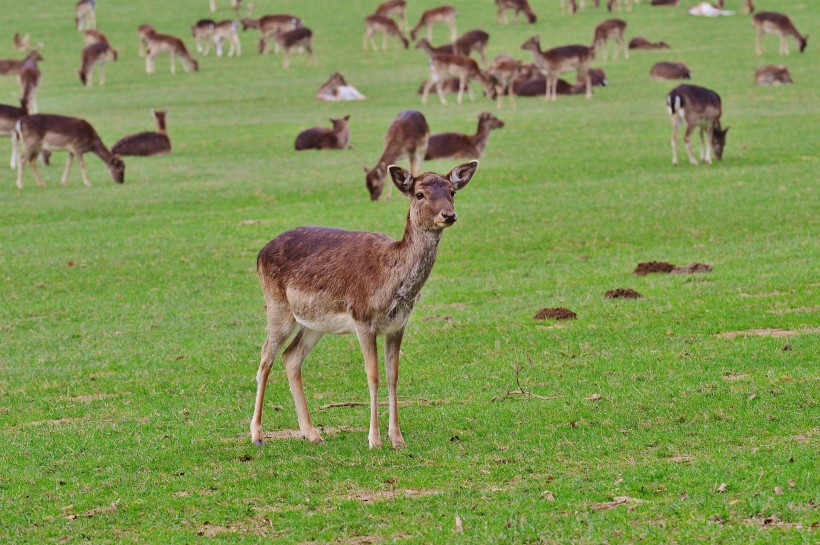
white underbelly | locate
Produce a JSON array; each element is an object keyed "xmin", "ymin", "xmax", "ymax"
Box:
[{"xmin": 294, "ymin": 312, "xmax": 357, "ymax": 334}]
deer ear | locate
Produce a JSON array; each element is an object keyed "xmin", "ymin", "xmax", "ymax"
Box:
[
  {"xmin": 447, "ymin": 160, "xmax": 478, "ymax": 191},
  {"xmin": 723, "ymin": 126, "xmax": 730, "ymax": 134},
  {"xmin": 343, "ymin": 114, "xmax": 350, "ymax": 121},
  {"xmin": 363, "ymin": 164, "xmax": 370, "ymax": 174},
  {"xmin": 388, "ymin": 165, "xmax": 414, "ymax": 196}
]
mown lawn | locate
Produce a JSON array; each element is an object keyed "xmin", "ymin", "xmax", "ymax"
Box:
[{"xmin": 0, "ymin": 0, "xmax": 817, "ymax": 543}]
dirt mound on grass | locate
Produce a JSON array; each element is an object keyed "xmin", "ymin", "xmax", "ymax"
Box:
[
  {"xmin": 671, "ymin": 262, "xmax": 713, "ymax": 274},
  {"xmin": 634, "ymin": 261, "xmax": 675, "ymax": 275},
  {"xmin": 605, "ymin": 288, "xmax": 642, "ymax": 299},
  {"xmin": 534, "ymin": 308, "xmax": 577, "ymax": 320}
]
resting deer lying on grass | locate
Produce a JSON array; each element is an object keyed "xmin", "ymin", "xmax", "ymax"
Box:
[
  {"xmin": 315, "ymin": 73, "xmax": 367, "ymax": 101},
  {"xmin": 363, "ymin": 15, "xmax": 409, "ymax": 50},
  {"xmin": 421, "ymin": 54, "xmax": 496, "ymax": 105},
  {"xmin": 521, "ymin": 36, "xmax": 593, "ymax": 100},
  {"xmin": 666, "ymin": 84, "xmax": 728, "ymax": 165},
  {"xmin": 143, "ymin": 27, "xmax": 199, "ymax": 74},
  {"xmin": 252, "ymin": 159, "xmax": 479, "ymax": 448},
  {"xmin": 753, "ymin": 12, "xmax": 808, "ymax": 56},
  {"xmin": 112, "ymin": 109, "xmax": 171, "ymax": 156},
  {"xmin": 496, "ymin": 0, "xmax": 537, "ymax": 24},
  {"xmin": 79, "ymin": 42, "xmax": 117, "ymax": 86},
  {"xmin": 650, "ymin": 61, "xmax": 692, "ymax": 80},
  {"xmin": 629, "ymin": 36, "xmax": 670, "ymax": 50},
  {"xmin": 754, "ymin": 65, "xmax": 792, "ymax": 85},
  {"xmin": 76, "ymin": 0, "xmax": 96, "ymax": 31},
  {"xmin": 365, "ymin": 110, "xmax": 429, "ymax": 201},
  {"xmin": 425, "ymin": 112, "xmax": 503, "ymax": 160},
  {"xmin": 294, "ymin": 115, "xmax": 351, "ymax": 150},
  {"xmin": 593, "ymin": 19, "xmax": 628, "ymax": 60},
  {"xmin": 375, "ymin": 0, "xmax": 408, "ymax": 32},
  {"xmin": 14, "ymin": 114, "xmax": 125, "ymax": 188},
  {"xmin": 410, "ymin": 6, "xmax": 458, "ymax": 43}
]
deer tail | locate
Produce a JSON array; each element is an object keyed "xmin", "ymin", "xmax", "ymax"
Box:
[{"xmin": 666, "ymin": 91, "xmax": 683, "ymax": 115}]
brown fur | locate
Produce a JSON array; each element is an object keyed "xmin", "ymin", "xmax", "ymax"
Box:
[
  {"xmin": 143, "ymin": 28, "xmax": 199, "ymax": 74},
  {"xmin": 83, "ymin": 29, "xmax": 110, "ymax": 46},
  {"xmin": 363, "ymin": 15, "xmax": 409, "ymax": 50},
  {"xmin": 79, "ymin": 42, "xmax": 117, "ymax": 86},
  {"xmin": 666, "ymin": 84, "xmax": 728, "ymax": 165},
  {"xmin": 410, "ymin": 6, "xmax": 458, "ymax": 43},
  {"xmin": 414, "ymin": 38, "xmax": 454, "ymax": 58},
  {"xmin": 76, "ymin": 0, "xmax": 96, "ymax": 31},
  {"xmin": 261, "ymin": 27, "xmax": 315, "ymax": 68},
  {"xmin": 606, "ymin": 0, "xmax": 632, "ymax": 13},
  {"xmin": 112, "ymin": 109, "xmax": 171, "ymax": 157},
  {"xmin": 421, "ymin": 54, "xmax": 496, "ymax": 106},
  {"xmin": 315, "ymin": 73, "xmax": 366, "ymax": 101},
  {"xmin": 496, "ymin": 0, "xmax": 537, "ymax": 24},
  {"xmin": 487, "ymin": 55, "xmax": 523, "ymax": 108},
  {"xmin": 365, "ymin": 110, "xmax": 429, "ymax": 201},
  {"xmin": 650, "ymin": 61, "xmax": 691, "ymax": 80},
  {"xmin": 629, "ymin": 36, "xmax": 670, "ymax": 50},
  {"xmin": 521, "ymin": 36, "xmax": 593, "ymax": 100},
  {"xmin": 593, "ymin": 19, "xmax": 628, "ymax": 60},
  {"xmin": 425, "ymin": 112, "xmax": 504, "ymax": 160},
  {"xmin": 753, "ymin": 12, "xmax": 807, "ymax": 56},
  {"xmin": 754, "ymin": 65, "xmax": 792, "ymax": 85},
  {"xmin": 375, "ymin": 0, "xmax": 408, "ymax": 31},
  {"xmin": 294, "ymin": 115, "xmax": 351, "ymax": 151},
  {"xmin": 454, "ymin": 30, "xmax": 490, "ymax": 64}
]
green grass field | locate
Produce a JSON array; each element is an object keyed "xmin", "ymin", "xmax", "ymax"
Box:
[{"xmin": 1, "ymin": 0, "xmax": 818, "ymax": 542}]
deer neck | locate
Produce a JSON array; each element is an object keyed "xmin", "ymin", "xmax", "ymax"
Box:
[
  {"xmin": 390, "ymin": 216, "xmax": 444, "ymax": 307},
  {"xmin": 156, "ymin": 117, "xmax": 167, "ymax": 134},
  {"xmin": 470, "ymin": 119, "xmax": 492, "ymax": 156},
  {"xmin": 91, "ymin": 138, "xmax": 115, "ymax": 165}
]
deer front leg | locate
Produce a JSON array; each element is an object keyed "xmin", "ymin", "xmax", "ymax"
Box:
[
  {"xmin": 703, "ymin": 127, "xmax": 713, "ymax": 164},
  {"xmin": 699, "ymin": 128, "xmax": 707, "ymax": 162},
  {"xmin": 684, "ymin": 124, "xmax": 698, "ymax": 165},
  {"xmin": 77, "ymin": 154, "xmax": 91, "ymax": 186},
  {"xmin": 382, "ymin": 30, "xmax": 388, "ymax": 51},
  {"xmin": 356, "ymin": 325, "xmax": 381, "ymax": 448},
  {"xmin": 456, "ymin": 77, "xmax": 466, "ymax": 104},
  {"xmin": 421, "ymin": 78, "xmax": 435, "ymax": 105},
  {"xmin": 251, "ymin": 314, "xmax": 295, "ymax": 445},
  {"xmin": 282, "ymin": 328, "xmax": 324, "ymax": 444},
  {"xmin": 384, "ymin": 330, "xmax": 405, "ymax": 448},
  {"xmin": 145, "ymin": 52, "xmax": 155, "ymax": 74},
  {"xmin": 449, "ymin": 23, "xmax": 457, "ymax": 43},
  {"xmin": 61, "ymin": 153, "xmax": 74, "ymax": 185},
  {"xmin": 283, "ymin": 49, "xmax": 291, "ymax": 69},
  {"xmin": 780, "ymin": 35, "xmax": 789, "ymax": 55},
  {"xmin": 671, "ymin": 114, "xmax": 680, "ymax": 165},
  {"xmin": 28, "ymin": 156, "xmax": 46, "ymax": 188},
  {"xmin": 435, "ymin": 79, "xmax": 449, "ymax": 105}
]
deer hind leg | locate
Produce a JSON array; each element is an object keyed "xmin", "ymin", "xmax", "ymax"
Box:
[
  {"xmin": 283, "ymin": 48, "xmax": 291, "ymax": 69},
  {"xmin": 170, "ymin": 52, "xmax": 177, "ymax": 74},
  {"xmin": 583, "ymin": 67, "xmax": 592, "ymax": 99},
  {"xmin": 27, "ymin": 155, "xmax": 46, "ymax": 188},
  {"xmin": 281, "ymin": 327, "xmax": 324, "ymax": 444},
  {"xmin": 381, "ymin": 30, "xmax": 388, "ymax": 50},
  {"xmin": 450, "ymin": 23, "xmax": 458, "ymax": 43},
  {"xmin": 60, "ymin": 153, "xmax": 74, "ymax": 185},
  {"xmin": 384, "ymin": 330, "xmax": 406, "ymax": 448},
  {"xmin": 421, "ymin": 78, "xmax": 435, "ymax": 105},
  {"xmin": 703, "ymin": 127, "xmax": 713, "ymax": 164},
  {"xmin": 99, "ymin": 62, "xmax": 106, "ymax": 86},
  {"xmin": 355, "ymin": 325, "xmax": 382, "ymax": 449},
  {"xmin": 671, "ymin": 113, "xmax": 681, "ymax": 165},
  {"xmin": 435, "ymin": 78, "xmax": 449, "ymax": 105}
]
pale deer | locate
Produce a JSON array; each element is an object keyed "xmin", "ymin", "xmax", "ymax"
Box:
[
  {"xmin": 754, "ymin": 64, "xmax": 793, "ymax": 85},
  {"xmin": 410, "ymin": 6, "xmax": 458, "ymax": 43},
  {"xmin": 76, "ymin": 0, "xmax": 96, "ymax": 31},
  {"xmin": 262, "ymin": 27, "xmax": 315, "ymax": 68},
  {"xmin": 666, "ymin": 84, "xmax": 728, "ymax": 166},
  {"xmin": 363, "ymin": 15, "xmax": 409, "ymax": 51},
  {"xmin": 487, "ymin": 55, "xmax": 523, "ymax": 109},
  {"xmin": 425, "ymin": 112, "xmax": 504, "ymax": 161},
  {"xmin": 0, "ymin": 100, "xmax": 28, "ymax": 168},
  {"xmin": 521, "ymin": 36, "xmax": 593, "ymax": 101},
  {"xmin": 593, "ymin": 19, "xmax": 628, "ymax": 61},
  {"xmin": 112, "ymin": 109, "xmax": 171, "ymax": 156},
  {"xmin": 79, "ymin": 42, "xmax": 117, "ymax": 87},
  {"xmin": 316, "ymin": 73, "xmax": 367, "ymax": 101},
  {"xmin": 294, "ymin": 115, "xmax": 351, "ymax": 151},
  {"xmin": 421, "ymin": 54, "xmax": 496, "ymax": 106},
  {"xmin": 192, "ymin": 19, "xmax": 216, "ymax": 55},
  {"xmin": 212, "ymin": 20, "xmax": 242, "ymax": 57},
  {"xmin": 454, "ymin": 30, "xmax": 490, "ymax": 65},
  {"xmin": 137, "ymin": 24, "xmax": 156, "ymax": 58},
  {"xmin": 650, "ymin": 61, "xmax": 692, "ymax": 80},
  {"xmin": 210, "ymin": 0, "xmax": 242, "ymax": 12},
  {"xmin": 364, "ymin": 110, "xmax": 429, "ymax": 201},
  {"xmin": 753, "ymin": 12, "xmax": 807, "ymax": 56},
  {"xmin": 14, "ymin": 114, "xmax": 125, "ymax": 188},
  {"xmin": 83, "ymin": 28, "xmax": 110, "ymax": 46},
  {"xmin": 607, "ymin": 0, "xmax": 632, "ymax": 13},
  {"xmin": 629, "ymin": 36, "xmax": 670, "ymax": 50},
  {"xmin": 375, "ymin": 0, "xmax": 408, "ymax": 31},
  {"xmin": 252, "ymin": 159, "xmax": 478, "ymax": 448},
  {"xmin": 255, "ymin": 14, "xmax": 303, "ymax": 53},
  {"xmin": 143, "ymin": 29, "xmax": 199, "ymax": 74},
  {"xmin": 687, "ymin": 2, "xmax": 734, "ymax": 16},
  {"xmin": 496, "ymin": 0, "xmax": 537, "ymax": 24}
]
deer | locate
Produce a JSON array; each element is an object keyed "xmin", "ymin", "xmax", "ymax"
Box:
[
  {"xmin": 487, "ymin": 55, "xmax": 524, "ymax": 109},
  {"xmin": 687, "ymin": 2, "xmax": 734, "ymax": 16},
  {"xmin": 742, "ymin": 0, "xmax": 754, "ymax": 15},
  {"xmin": 79, "ymin": 42, "xmax": 117, "ymax": 87},
  {"xmin": 514, "ymin": 67, "xmax": 607, "ymax": 96},
  {"xmin": 629, "ymin": 36, "xmax": 670, "ymax": 50},
  {"xmin": 17, "ymin": 53, "xmax": 41, "ymax": 114},
  {"xmin": 521, "ymin": 36, "xmax": 593, "ymax": 101},
  {"xmin": 294, "ymin": 115, "xmax": 351, "ymax": 151},
  {"xmin": 0, "ymin": 50, "xmax": 43, "ymax": 78},
  {"xmin": 496, "ymin": 0, "xmax": 537, "ymax": 24},
  {"xmin": 83, "ymin": 28, "xmax": 110, "ymax": 46},
  {"xmin": 0, "ymin": 100, "xmax": 29, "ymax": 168},
  {"xmin": 254, "ymin": 14, "xmax": 303, "ymax": 53},
  {"xmin": 415, "ymin": 38, "xmax": 455, "ymax": 58},
  {"xmin": 210, "ymin": 0, "xmax": 241, "ymax": 12},
  {"xmin": 13, "ymin": 32, "xmax": 31, "ymax": 52},
  {"xmin": 410, "ymin": 6, "xmax": 458, "ymax": 43},
  {"xmin": 363, "ymin": 15, "xmax": 409, "ymax": 51},
  {"xmin": 14, "ymin": 114, "xmax": 125, "ymax": 188},
  {"xmin": 211, "ymin": 20, "xmax": 242, "ymax": 57},
  {"xmin": 753, "ymin": 12, "xmax": 808, "ymax": 56},
  {"xmin": 375, "ymin": 0, "xmax": 408, "ymax": 31},
  {"xmin": 364, "ymin": 110, "xmax": 429, "ymax": 201},
  {"xmin": 666, "ymin": 84, "xmax": 728, "ymax": 166},
  {"xmin": 421, "ymin": 54, "xmax": 496, "ymax": 106},
  {"xmin": 593, "ymin": 19, "xmax": 628, "ymax": 61},
  {"xmin": 754, "ymin": 65, "xmax": 793, "ymax": 85},
  {"xmin": 263, "ymin": 27, "xmax": 315, "ymax": 68},
  {"xmin": 650, "ymin": 0, "xmax": 678, "ymax": 5},
  {"xmin": 650, "ymin": 61, "xmax": 692, "ymax": 80},
  {"xmin": 606, "ymin": 0, "xmax": 633, "ymax": 13},
  {"xmin": 143, "ymin": 28, "xmax": 199, "ymax": 74},
  {"xmin": 454, "ymin": 30, "xmax": 490, "ymax": 65},
  {"xmin": 252, "ymin": 159, "xmax": 478, "ymax": 449},
  {"xmin": 137, "ymin": 24, "xmax": 156, "ymax": 58},
  {"xmin": 316, "ymin": 73, "xmax": 367, "ymax": 101},
  {"xmin": 76, "ymin": 0, "xmax": 96, "ymax": 31},
  {"xmin": 192, "ymin": 19, "xmax": 216, "ymax": 55},
  {"xmin": 111, "ymin": 109, "xmax": 171, "ymax": 156},
  {"xmin": 425, "ymin": 112, "xmax": 504, "ymax": 161}
]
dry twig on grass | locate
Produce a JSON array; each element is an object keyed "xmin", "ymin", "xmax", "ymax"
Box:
[
  {"xmin": 318, "ymin": 397, "xmax": 431, "ymax": 411},
  {"xmin": 492, "ymin": 356, "xmax": 561, "ymax": 402}
]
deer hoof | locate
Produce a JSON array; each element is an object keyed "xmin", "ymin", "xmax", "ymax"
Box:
[
  {"xmin": 389, "ymin": 435, "xmax": 406, "ymax": 449},
  {"xmin": 252, "ymin": 439, "xmax": 264, "ymax": 447},
  {"xmin": 369, "ymin": 435, "xmax": 383, "ymax": 449},
  {"xmin": 304, "ymin": 428, "xmax": 324, "ymax": 444}
]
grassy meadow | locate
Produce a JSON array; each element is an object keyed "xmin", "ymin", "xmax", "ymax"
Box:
[{"xmin": 1, "ymin": 0, "xmax": 818, "ymax": 542}]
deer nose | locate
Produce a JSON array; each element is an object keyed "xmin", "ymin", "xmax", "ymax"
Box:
[{"xmin": 442, "ymin": 212, "xmax": 457, "ymax": 224}]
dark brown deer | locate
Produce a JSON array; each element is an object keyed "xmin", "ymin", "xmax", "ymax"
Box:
[
  {"xmin": 410, "ymin": 6, "xmax": 458, "ymax": 43},
  {"xmin": 315, "ymin": 73, "xmax": 367, "ymax": 101},
  {"xmin": 294, "ymin": 115, "xmax": 351, "ymax": 151},
  {"xmin": 650, "ymin": 61, "xmax": 692, "ymax": 80},
  {"xmin": 76, "ymin": 0, "xmax": 96, "ymax": 31},
  {"xmin": 421, "ymin": 54, "xmax": 496, "ymax": 105},
  {"xmin": 454, "ymin": 30, "xmax": 490, "ymax": 65},
  {"xmin": 17, "ymin": 53, "xmax": 41, "ymax": 114},
  {"xmin": 521, "ymin": 36, "xmax": 593, "ymax": 100},
  {"xmin": 515, "ymin": 69, "xmax": 607, "ymax": 96},
  {"xmin": 14, "ymin": 114, "xmax": 125, "ymax": 188},
  {"xmin": 252, "ymin": 159, "xmax": 479, "ymax": 448},
  {"xmin": 273, "ymin": 27, "xmax": 315, "ymax": 68},
  {"xmin": 143, "ymin": 28, "xmax": 199, "ymax": 74},
  {"xmin": 629, "ymin": 36, "xmax": 670, "ymax": 50},
  {"xmin": 496, "ymin": 0, "xmax": 537, "ymax": 24},
  {"xmin": 364, "ymin": 110, "xmax": 429, "ymax": 201},
  {"xmin": 754, "ymin": 65, "xmax": 792, "ymax": 85},
  {"xmin": 425, "ymin": 112, "xmax": 504, "ymax": 160},
  {"xmin": 79, "ymin": 42, "xmax": 118, "ymax": 86},
  {"xmin": 112, "ymin": 109, "xmax": 171, "ymax": 156},
  {"xmin": 375, "ymin": 0, "xmax": 408, "ymax": 31},
  {"xmin": 666, "ymin": 84, "xmax": 728, "ymax": 165},
  {"xmin": 593, "ymin": 19, "xmax": 628, "ymax": 60},
  {"xmin": 753, "ymin": 12, "xmax": 807, "ymax": 56},
  {"xmin": 363, "ymin": 15, "xmax": 408, "ymax": 50}
]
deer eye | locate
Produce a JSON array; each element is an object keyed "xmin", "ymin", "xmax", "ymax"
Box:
[
  {"xmin": 415, "ymin": 192, "xmax": 424, "ymax": 200},
  {"xmin": 450, "ymin": 191, "xmax": 455, "ymax": 197}
]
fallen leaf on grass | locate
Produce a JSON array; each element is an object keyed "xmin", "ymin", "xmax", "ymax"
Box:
[
  {"xmin": 543, "ymin": 491, "xmax": 555, "ymax": 502},
  {"xmin": 748, "ymin": 392, "xmax": 757, "ymax": 401},
  {"xmin": 717, "ymin": 483, "xmax": 727, "ymax": 493}
]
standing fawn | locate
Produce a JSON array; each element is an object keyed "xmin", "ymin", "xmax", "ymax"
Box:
[
  {"xmin": 192, "ymin": 19, "xmax": 217, "ymax": 55},
  {"xmin": 315, "ymin": 73, "xmax": 366, "ymax": 101},
  {"xmin": 365, "ymin": 110, "xmax": 429, "ymax": 201},
  {"xmin": 211, "ymin": 20, "xmax": 242, "ymax": 57},
  {"xmin": 252, "ymin": 160, "xmax": 479, "ymax": 448},
  {"xmin": 666, "ymin": 84, "xmax": 728, "ymax": 166},
  {"xmin": 753, "ymin": 12, "xmax": 808, "ymax": 56},
  {"xmin": 521, "ymin": 36, "xmax": 593, "ymax": 101},
  {"xmin": 487, "ymin": 55, "xmax": 524, "ymax": 109},
  {"xmin": 421, "ymin": 54, "xmax": 496, "ymax": 106},
  {"xmin": 143, "ymin": 28, "xmax": 199, "ymax": 74},
  {"xmin": 425, "ymin": 112, "xmax": 504, "ymax": 160},
  {"xmin": 14, "ymin": 114, "xmax": 125, "ymax": 188},
  {"xmin": 267, "ymin": 27, "xmax": 315, "ymax": 68},
  {"xmin": 79, "ymin": 42, "xmax": 118, "ymax": 86},
  {"xmin": 629, "ymin": 36, "xmax": 670, "ymax": 50},
  {"xmin": 112, "ymin": 109, "xmax": 171, "ymax": 156},
  {"xmin": 375, "ymin": 0, "xmax": 408, "ymax": 31},
  {"xmin": 454, "ymin": 30, "xmax": 490, "ymax": 65},
  {"xmin": 294, "ymin": 115, "xmax": 351, "ymax": 150},
  {"xmin": 496, "ymin": 0, "xmax": 537, "ymax": 24},
  {"xmin": 410, "ymin": 6, "xmax": 458, "ymax": 43},
  {"xmin": 0, "ymin": 100, "xmax": 28, "ymax": 168},
  {"xmin": 363, "ymin": 15, "xmax": 409, "ymax": 51},
  {"xmin": 754, "ymin": 65, "xmax": 792, "ymax": 85},
  {"xmin": 76, "ymin": 0, "xmax": 96, "ymax": 31},
  {"xmin": 593, "ymin": 19, "xmax": 629, "ymax": 61},
  {"xmin": 650, "ymin": 61, "xmax": 692, "ymax": 80}
]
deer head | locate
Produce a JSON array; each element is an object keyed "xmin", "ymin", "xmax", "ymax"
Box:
[
  {"xmin": 109, "ymin": 156, "xmax": 126, "ymax": 184},
  {"xmin": 712, "ymin": 125, "xmax": 729, "ymax": 160}
]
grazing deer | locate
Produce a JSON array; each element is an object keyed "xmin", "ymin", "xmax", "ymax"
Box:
[
  {"xmin": 212, "ymin": 20, "xmax": 242, "ymax": 56},
  {"xmin": 410, "ymin": 6, "xmax": 458, "ymax": 43},
  {"xmin": 14, "ymin": 114, "xmax": 125, "ymax": 188},
  {"xmin": 192, "ymin": 19, "xmax": 216, "ymax": 55},
  {"xmin": 83, "ymin": 28, "xmax": 110, "ymax": 46},
  {"xmin": 79, "ymin": 42, "xmax": 117, "ymax": 87},
  {"xmin": 606, "ymin": 0, "xmax": 632, "ymax": 13},
  {"xmin": 629, "ymin": 36, "xmax": 670, "ymax": 50},
  {"xmin": 650, "ymin": 61, "xmax": 692, "ymax": 80},
  {"xmin": 76, "ymin": 0, "xmax": 96, "ymax": 31},
  {"xmin": 210, "ymin": 0, "xmax": 241, "ymax": 12},
  {"xmin": 112, "ymin": 109, "xmax": 171, "ymax": 156},
  {"xmin": 521, "ymin": 36, "xmax": 593, "ymax": 101},
  {"xmin": 363, "ymin": 15, "xmax": 409, "ymax": 51},
  {"xmin": 375, "ymin": 0, "xmax": 408, "ymax": 31},
  {"xmin": 421, "ymin": 54, "xmax": 496, "ymax": 106},
  {"xmin": 753, "ymin": 12, "xmax": 808, "ymax": 56},
  {"xmin": 0, "ymin": 100, "xmax": 29, "ymax": 168},
  {"xmin": 266, "ymin": 27, "xmax": 315, "ymax": 68},
  {"xmin": 755, "ymin": 64, "xmax": 792, "ymax": 85},
  {"xmin": 252, "ymin": 159, "xmax": 479, "ymax": 448},
  {"xmin": 496, "ymin": 0, "xmax": 537, "ymax": 24},
  {"xmin": 364, "ymin": 110, "xmax": 429, "ymax": 201},
  {"xmin": 454, "ymin": 30, "xmax": 490, "ymax": 65},
  {"xmin": 143, "ymin": 28, "xmax": 199, "ymax": 74},
  {"xmin": 666, "ymin": 84, "xmax": 728, "ymax": 166},
  {"xmin": 487, "ymin": 55, "xmax": 523, "ymax": 109},
  {"xmin": 593, "ymin": 19, "xmax": 628, "ymax": 61},
  {"xmin": 294, "ymin": 115, "xmax": 351, "ymax": 151},
  {"xmin": 316, "ymin": 73, "xmax": 367, "ymax": 101},
  {"xmin": 253, "ymin": 14, "xmax": 303, "ymax": 52},
  {"xmin": 425, "ymin": 112, "xmax": 504, "ymax": 161}
]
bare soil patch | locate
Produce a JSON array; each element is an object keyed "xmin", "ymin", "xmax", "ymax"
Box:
[
  {"xmin": 671, "ymin": 262, "xmax": 713, "ymax": 274},
  {"xmin": 344, "ymin": 489, "xmax": 438, "ymax": 504},
  {"xmin": 60, "ymin": 393, "xmax": 117, "ymax": 403},
  {"xmin": 767, "ymin": 306, "xmax": 820, "ymax": 315},
  {"xmin": 668, "ymin": 454, "xmax": 692, "ymax": 464},
  {"xmin": 605, "ymin": 288, "xmax": 642, "ymax": 299},
  {"xmin": 717, "ymin": 328, "xmax": 820, "ymax": 339},
  {"xmin": 260, "ymin": 426, "xmax": 365, "ymax": 441},
  {"xmin": 723, "ymin": 373, "xmax": 749, "ymax": 381},
  {"xmin": 534, "ymin": 308, "xmax": 577, "ymax": 320},
  {"xmin": 743, "ymin": 515, "xmax": 804, "ymax": 530},
  {"xmin": 423, "ymin": 315, "xmax": 452, "ymax": 322},
  {"xmin": 23, "ymin": 418, "xmax": 75, "ymax": 427},
  {"xmin": 634, "ymin": 261, "xmax": 675, "ymax": 275}
]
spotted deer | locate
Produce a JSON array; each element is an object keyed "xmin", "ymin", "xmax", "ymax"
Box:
[
  {"xmin": 666, "ymin": 84, "xmax": 728, "ymax": 166},
  {"xmin": 410, "ymin": 6, "xmax": 458, "ymax": 43},
  {"xmin": 754, "ymin": 65, "xmax": 792, "ymax": 85},
  {"xmin": 375, "ymin": 0, "xmax": 408, "ymax": 31},
  {"xmin": 14, "ymin": 114, "xmax": 125, "ymax": 188},
  {"xmin": 496, "ymin": 0, "xmax": 537, "ymax": 24},
  {"xmin": 414, "ymin": 38, "xmax": 454, "ymax": 58},
  {"xmin": 753, "ymin": 12, "xmax": 807, "ymax": 56},
  {"xmin": 294, "ymin": 115, "xmax": 351, "ymax": 151},
  {"xmin": 454, "ymin": 30, "xmax": 490, "ymax": 65},
  {"xmin": 650, "ymin": 61, "xmax": 691, "ymax": 80},
  {"xmin": 425, "ymin": 112, "xmax": 504, "ymax": 161},
  {"xmin": 76, "ymin": 0, "xmax": 96, "ymax": 31},
  {"xmin": 112, "ymin": 109, "xmax": 171, "ymax": 156},
  {"xmin": 629, "ymin": 36, "xmax": 670, "ymax": 50},
  {"xmin": 315, "ymin": 73, "xmax": 367, "ymax": 101},
  {"xmin": 521, "ymin": 36, "xmax": 593, "ymax": 100},
  {"xmin": 79, "ymin": 42, "xmax": 117, "ymax": 87},
  {"xmin": 363, "ymin": 15, "xmax": 409, "ymax": 51},
  {"xmin": 421, "ymin": 54, "xmax": 496, "ymax": 106},
  {"xmin": 254, "ymin": 14, "xmax": 303, "ymax": 53},
  {"xmin": 252, "ymin": 159, "xmax": 478, "ymax": 449},
  {"xmin": 143, "ymin": 28, "xmax": 199, "ymax": 74},
  {"xmin": 593, "ymin": 19, "xmax": 628, "ymax": 60},
  {"xmin": 364, "ymin": 110, "xmax": 429, "ymax": 201}
]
